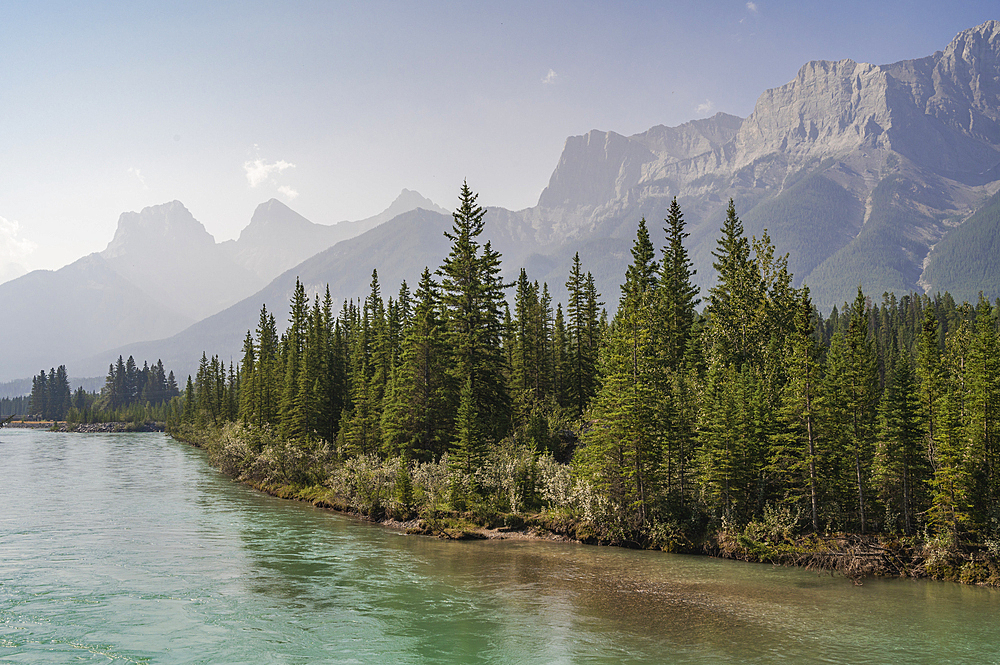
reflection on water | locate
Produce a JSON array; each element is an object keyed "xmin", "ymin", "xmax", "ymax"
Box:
[{"xmin": 1, "ymin": 428, "xmax": 998, "ymax": 664}]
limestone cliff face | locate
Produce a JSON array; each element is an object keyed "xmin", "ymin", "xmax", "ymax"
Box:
[
  {"xmin": 538, "ymin": 114, "xmax": 742, "ymax": 210},
  {"xmin": 730, "ymin": 20, "xmax": 1000, "ymax": 182},
  {"xmin": 528, "ymin": 21, "xmax": 1000, "ymax": 308}
]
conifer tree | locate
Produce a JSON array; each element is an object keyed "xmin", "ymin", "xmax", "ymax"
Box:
[
  {"xmin": 577, "ymin": 219, "xmax": 663, "ymax": 530},
  {"xmin": 708, "ymin": 200, "xmax": 757, "ymax": 368},
  {"xmin": 238, "ymin": 331, "xmax": 256, "ymax": 424},
  {"xmin": 280, "ymin": 279, "xmax": 309, "ymax": 438},
  {"xmin": 967, "ymin": 300, "xmax": 1000, "ymax": 532},
  {"xmin": 821, "ymin": 289, "xmax": 878, "ymax": 533},
  {"xmin": 771, "ymin": 289, "xmax": 822, "ymax": 531},
  {"xmin": 248, "ymin": 305, "xmax": 281, "ymax": 427},
  {"xmin": 659, "ymin": 197, "xmax": 700, "ymax": 373},
  {"xmin": 875, "ymin": 352, "xmax": 925, "ymax": 535},
  {"xmin": 382, "ymin": 268, "xmax": 454, "ymax": 460},
  {"xmin": 438, "ymin": 182, "xmax": 510, "ymax": 476},
  {"xmin": 30, "ymin": 370, "xmax": 48, "ymax": 419}
]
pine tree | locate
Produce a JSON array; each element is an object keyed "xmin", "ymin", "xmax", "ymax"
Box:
[
  {"xmin": 659, "ymin": 197, "xmax": 700, "ymax": 372},
  {"xmin": 967, "ymin": 300, "xmax": 1000, "ymax": 533},
  {"xmin": 708, "ymin": 200, "xmax": 757, "ymax": 368},
  {"xmin": 253, "ymin": 306, "xmax": 281, "ymax": 427},
  {"xmin": 238, "ymin": 330, "xmax": 256, "ymax": 424},
  {"xmin": 771, "ymin": 289, "xmax": 822, "ymax": 531},
  {"xmin": 821, "ymin": 289, "xmax": 878, "ymax": 533},
  {"xmin": 381, "ymin": 268, "xmax": 454, "ymax": 461},
  {"xmin": 30, "ymin": 370, "xmax": 48, "ymax": 419},
  {"xmin": 438, "ymin": 182, "xmax": 510, "ymax": 477},
  {"xmin": 576, "ymin": 219, "xmax": 663, "ymax": 531},
  {"xmin": 874, "ymin": 352, "xmax": 925, "ymax": 535},
  {"xmin": 280, "ymin": 279, "xmax": 309, "ymax": 438}
]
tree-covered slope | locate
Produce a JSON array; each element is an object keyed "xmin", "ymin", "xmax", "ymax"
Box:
[
  {"xmin": 739, "ymin": 167, "xmax": 863, "ymax": 283},
  {"xmin": 803, "ymin": 175, "xmax": 947, "ymax": 310},
  {"xmin": 922, "ymin": 189, "xmax": 1000, "ymax": 304}
]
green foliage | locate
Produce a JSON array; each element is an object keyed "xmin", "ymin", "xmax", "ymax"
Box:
[
  {"xmin": 923, "ymin": 190, "xmax": 1000, "ymax": 304},
  {"xmin": 170, "ymin": 186, "xmax": 1000, "ymax": 557},
  {"xmin": 805, "ymin": 175, "xmax": 943, "ymax": 310}
]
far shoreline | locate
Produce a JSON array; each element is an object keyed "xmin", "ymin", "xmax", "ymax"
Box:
[{"xmin": 2, "ymin": 420, "xmax": 164, "ymax": 433}]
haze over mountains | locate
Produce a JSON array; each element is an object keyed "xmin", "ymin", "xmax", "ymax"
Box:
[
  {"xmin": 0, "ymin": 191, "xmax": 447, "ymax": 381},
  {"xmin": 4, "ymin": 21, "xmax": 1000, "ymax": 384}
]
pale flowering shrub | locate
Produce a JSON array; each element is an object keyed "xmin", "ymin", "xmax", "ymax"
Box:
[
  {"xmin": 575, "ymin": 479, "xmax": 614, "ymax": 525},
  {"xmin": 209, "ymin": 422, "xmax": 258, "ymax": 478},
  {"xmin": 536, "ymin": 453, "xmax": 576, "ymax": 511},
  {"xmin": 476, "ymin": 442, "xmax": 538, "ymax": 514},
  {"xmin": 412, "ymin": 454, "xmax": 454, "ymax": 514},
  {"xmin": 327, "ymin": 453, "xmax": 402, "ymax": 516}
]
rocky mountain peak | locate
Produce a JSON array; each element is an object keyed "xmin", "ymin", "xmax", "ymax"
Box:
[
  {"xmin": 238, "ymin": 199, "xmax": 315, "ymax": 243},
  {"xmin": 383, "ymin": 189, "xmax": 449, "ymax": 218},
  {"xmin": 103, "ymin": 200, "xmax": 215, "ymax": 258},
  {"xmin": 731, "ymin": 58, "xmax": 893, "ymax": 169}
]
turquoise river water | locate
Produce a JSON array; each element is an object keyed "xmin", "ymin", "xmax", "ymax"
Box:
[{"xmin": 1, "ymin": 428, "xmax": 998, "ymax": 664}]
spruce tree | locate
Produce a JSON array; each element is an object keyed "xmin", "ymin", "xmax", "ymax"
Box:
[
  {"xmin": 381, "ymin": 268, "xmax": 454, "ymax": 461},
  {"xmin": 874, "ymin": 352, "xmax": 925, "ymax": 535},
  {"xmin": 438, "ymin": 182, "xmax": 510, "ymax": 477},
  {"xmin": 707, "ymin": 200, "xmax": 763, "ymax": 368},
  {"xmin": 771, "ymin": 289, "xmax": 822, "ymax": 531},
  {"xmin": 659, "ymin": 197, "xmax": 700, "ymax": 373},
  {"xmin": 820, "ymin": 289, "xmax": 878, "ymax": 533},
  {"xmin": 280, "ymin": 279, "xmax": 309, "ymax": 438},
  {"xmin": 577, "ymin": 219, "xmax": 663, "ymax": 531}
]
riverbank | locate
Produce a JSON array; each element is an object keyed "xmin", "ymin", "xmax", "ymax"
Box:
[
  {"xmin": 168, "ymin": 423, "xmax": 1000, "ymax": 587},
  {"xmin": 2, "ymin": 420, "xmax": 165, "ymax": 433}
]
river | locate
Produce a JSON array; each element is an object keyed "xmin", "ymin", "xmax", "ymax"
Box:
[{"xmin": 1, "ymin": 428, "xmax": 998, "ymax": 664}]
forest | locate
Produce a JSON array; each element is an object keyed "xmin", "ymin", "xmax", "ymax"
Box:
[
  {"xmin": 161, "ymin": 183, "xmax": 997, "ymax": 574},
  {"xmin": 23, "ymin": 357, "xmax": 180, "ymax": 424}
]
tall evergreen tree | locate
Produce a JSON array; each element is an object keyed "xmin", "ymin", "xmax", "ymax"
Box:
[
  {"xmin": 280, "ymin": 279, "xmax": 310, "ymax": 438},
  {"xmin": 708, "ymin": 200, "xmax": 757, "ymax": 368},
  {"xmin": 659, "ymin": 197, "xmax": 700, "ymax": 372},
  {"xmin": 438, "ymin": 182, "xmax": 510, "ymax": 476},
  {"xmin": 771, "ymin": 289, "xmax": 822, "ymax": 531},
  {"xmin": 821, "ymin": 289, "xmax": 878, "ymax": 533},
  {"xmin": 577, "ymin": 220, "xmax": 663, "ymax": 531}
]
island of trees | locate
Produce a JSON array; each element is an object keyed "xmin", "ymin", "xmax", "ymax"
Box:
[{"xmin": 97, "ymin": 183, "xmax": 1000, "ymax": 584}]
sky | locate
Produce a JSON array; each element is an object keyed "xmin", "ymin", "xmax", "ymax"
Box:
[{"xmin": 0, "ymin": 1, "xmax": 996, "ymax": 280}]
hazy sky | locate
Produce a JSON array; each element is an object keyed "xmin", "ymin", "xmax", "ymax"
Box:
[{"xmin": 0, "ymin": 1, "xmax": 996, "ymax": 280}]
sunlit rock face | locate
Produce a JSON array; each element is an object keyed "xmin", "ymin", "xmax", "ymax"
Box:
[{"xmin": 527, "ymin": 21, "xmax": 1000, "ymax": 309}]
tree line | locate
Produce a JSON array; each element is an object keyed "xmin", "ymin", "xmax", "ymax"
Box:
[
  {"xmin": 20, "ymin": 356, "xmax": 181, "ymax": 424},
  {"xmin": 176, "ymin": 185, "xmax": 1000, "ymax": 546}
]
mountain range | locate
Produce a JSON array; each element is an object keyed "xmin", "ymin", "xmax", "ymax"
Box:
[{"xmin": 3, "ymin": 20, "xmax": 1000, "ymax": 384}]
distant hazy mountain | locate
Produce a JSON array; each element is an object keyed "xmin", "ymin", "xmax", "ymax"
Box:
[
  {"xmin": 14, "ymin": 22, "xmax": 1000, "ymax": 384},
  {"xmin": 75, "ymin": 208, "xmax": 458, "ymax": 380},
  {"xmin": 219, "ymin": 189, "xmax": 448, "ymax": 283},
  {"xmin": 102, "ymin": 201, "xmax": 267, "ymax": 322},
  {"xmin": 0, "ymin": 192, "xmax": 445, "ymax": 382},
  {"xmin": 0, "ymin": 254, "xmax": 192, "ymax": 381}
]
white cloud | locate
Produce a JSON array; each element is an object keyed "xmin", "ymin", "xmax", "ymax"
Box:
[
  {"xmin": 696, "ymin": 99, "xmax": 715, "ymax": 114},
  {"xmin": 277, "ymin": 185, "xmax": 299, "ymax": 200},
  {"xmin": 244, "ymin": 158, "xmax": 296, "ymax": 188},
  {"xmin": 0, "ymin": 216, "xmax": 36, "ymax": 283},
  {"xmin": 128, "ymin": 167, "xmax": 148, "ymax": 190},
  {"xmin": 746, "ymin": 1, "xmax": 758, "ymax": 12},
  {"xmin": 542, "ymin": 68, "xmax": 557, "ymax": 84}
]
